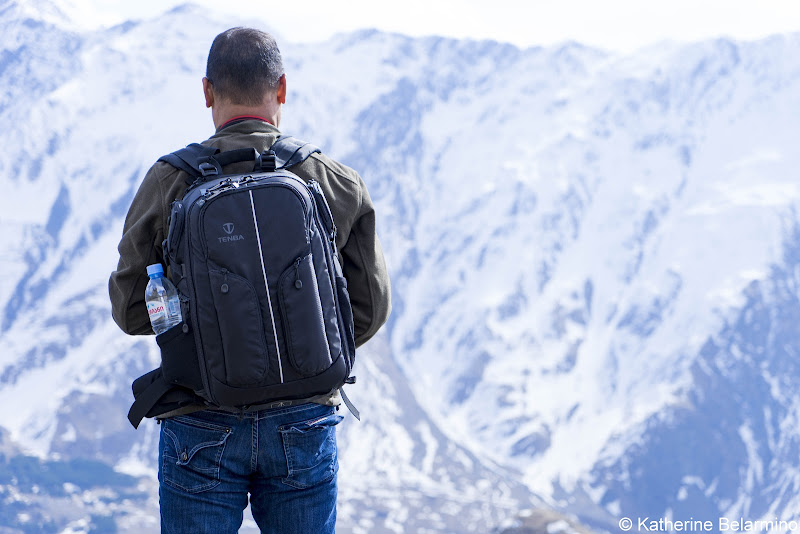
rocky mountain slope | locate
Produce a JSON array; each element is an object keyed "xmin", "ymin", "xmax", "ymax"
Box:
[{"xmin": 2, "ymin": 1, "xmax": 800, "ymax": 532}]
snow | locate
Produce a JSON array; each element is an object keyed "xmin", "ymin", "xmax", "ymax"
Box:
[{"xmin": 4, "ymin": 2, "xmax": 800, "ymax": 531}]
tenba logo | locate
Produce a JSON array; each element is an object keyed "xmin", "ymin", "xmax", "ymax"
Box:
[{"xmin": 219, "ymin": 222, "xmax": 245, "ymax": 243}]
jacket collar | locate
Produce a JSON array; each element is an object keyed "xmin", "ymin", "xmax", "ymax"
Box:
[{"xmin": 216, "ymin": 116, "xmax": 279, "ymax": 134}]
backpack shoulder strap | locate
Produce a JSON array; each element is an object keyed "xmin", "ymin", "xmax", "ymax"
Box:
[
  {"xmin": 158, "ymin": 143, "xmax": 221, "ymax": 184},
  {"xmin": 157, "ymin": 136, "xmax": 321, "ymax": 185},
  {"xmin": 271, "ymin": 135, "xmax": 321, "ymax": 169}
]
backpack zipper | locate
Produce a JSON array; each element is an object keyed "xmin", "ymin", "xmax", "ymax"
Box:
[{"xmin": 309, "ymin": 184, "xmax": 352, "ymax": 377}]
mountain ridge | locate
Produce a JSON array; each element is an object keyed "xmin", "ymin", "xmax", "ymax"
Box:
[{"xmin": 2, "ymin": 3, "xmax": 800, "ymax": 532}]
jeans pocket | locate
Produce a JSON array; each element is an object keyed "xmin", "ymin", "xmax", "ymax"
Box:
[
  {"xmin": 279, "ymin": 410, "xmax": 343, "ymax": 489},
  {"xmin": 161, "ymin": 415, "xmax": 231, "ymax": 494}
]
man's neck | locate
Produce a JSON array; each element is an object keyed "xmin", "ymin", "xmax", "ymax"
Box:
[{"xmin": 213, "ymin": 104, "xmax": 279, "ymax": 130}]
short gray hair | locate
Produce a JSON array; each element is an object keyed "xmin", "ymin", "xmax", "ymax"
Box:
[{"xmin": 206, "ymin": 27, "xmax": 284, "ymax": 106}]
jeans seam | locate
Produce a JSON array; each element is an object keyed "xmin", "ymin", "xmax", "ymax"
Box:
[
  {"xmin": 173, "ymin": 415, "xmax": 232, "ymax": 432},
  {"xmin": 282, "ymin": 430, "xmax": 295, "ymax": 475},
  {"xmin": 251, "ymin": 417, "xmax": 258, "ymax": 473},
  {"xmin": 258, "ymin": 402, "xmax": 321, "ymax": 420}
]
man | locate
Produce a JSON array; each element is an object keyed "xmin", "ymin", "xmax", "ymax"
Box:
[{"xmin": 109, "ymin": 27, "xmax": 391, "ymax": 533}]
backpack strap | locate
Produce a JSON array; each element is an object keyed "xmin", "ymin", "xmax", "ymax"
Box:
[
  {"xmin": 158, "ymin": 143, "xmax": 221, "ymax": 185},
  {"xmin": 339, "ymin": 387, "xmax": 361, "ymax": 421},
  {"xmin": 158, "ymin": 137, "xmax": 320, "ymax": 185},
  {"xmin": 127, "ymin": 368, "xmax": 174, "ymax": 429},
  {"xmin": 270, "ymin": 135, "xmax": 321, "ymax": 169}
]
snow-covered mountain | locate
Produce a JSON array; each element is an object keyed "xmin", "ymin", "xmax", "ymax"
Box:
[{"xmin": 3, "ymin": 1, "xmax": 800, "ymax": 532}]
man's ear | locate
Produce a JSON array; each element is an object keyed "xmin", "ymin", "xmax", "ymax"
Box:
[
  {"xmin": 277, "ymin": 74, "xmax": 286, "ymax": 105},
  {"xmin": 202, "ymin": 77, "xmax": 214, "ymax": 108}
]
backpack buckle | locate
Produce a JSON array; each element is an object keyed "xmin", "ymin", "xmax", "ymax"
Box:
[
  {"xmin": 257, "ymin": 150, "xmax": 277, "ymax": 172},
  {"xmin": 198, "ymin": 162, "xmax": 219, "ymax": 177}
]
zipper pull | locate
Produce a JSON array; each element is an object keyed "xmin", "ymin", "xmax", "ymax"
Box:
[
  {"xmin": 221, "ymin": 268, "xmax": 229, "ymax": 294},
  {"xmin": 294, "ymin": 259, "xmax": 303, "ymax": 289}
]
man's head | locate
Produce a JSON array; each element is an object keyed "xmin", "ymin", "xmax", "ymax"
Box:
[{"xmin": 203, "ymin": 27, "xmax": 286, "ymax": 127}]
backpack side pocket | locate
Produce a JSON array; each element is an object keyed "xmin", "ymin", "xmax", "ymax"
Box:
[
  {"xmin": 334, "ymin": 274, "xmax": 356, "ymax": 369},
  {"xmin": 157, "ymin": 307, "xmax": 203, "ymax": 393}
]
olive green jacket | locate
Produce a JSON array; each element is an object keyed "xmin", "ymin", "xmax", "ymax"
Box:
[{"xmin": 109, "ymin": 119, "xmax": 391, "ymax": 348}]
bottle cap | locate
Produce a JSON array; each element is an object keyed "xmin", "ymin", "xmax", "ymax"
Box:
[{"xmin": 146, "ymin": 264, "xmax": 165, "ymax": 277}]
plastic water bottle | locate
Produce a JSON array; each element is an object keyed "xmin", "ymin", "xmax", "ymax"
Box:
[{"xmin": 145, "ymin": 263, "xmax": 182, "ymax": 335}]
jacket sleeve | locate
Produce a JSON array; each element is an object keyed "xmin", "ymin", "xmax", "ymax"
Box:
[
  {"xmin": 340, "ymin": 174, "xmax": 392, "ymax": 347},
  {"xmin": 108, "ymin": 164, "xmax": 175, "ymax": 335}
]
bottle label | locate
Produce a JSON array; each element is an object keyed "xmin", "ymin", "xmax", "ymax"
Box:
[{"xmin": 147, "ymin": 301, "xmax": 166, "ymax": 322}]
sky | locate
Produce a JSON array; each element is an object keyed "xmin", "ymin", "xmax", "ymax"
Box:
[{"xmin": 59, "ymin": 0, "xmax": 800, "ymax": 54}]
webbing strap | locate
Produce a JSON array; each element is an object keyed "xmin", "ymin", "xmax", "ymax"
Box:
[
  {"xmin": 127, "ymin": 375, "xmax": 174, "ymax": 429},
  {"xmin": 207, "ymin": 386, "xmax": 360, "ymax": 420},
  {"xmin": 340, "ymin": 388, "xmax": 361, "ymax": 421},
  {"xmin": 128, "ymin": 380, "xmax": 360, "ymax": 427},
  {"xmin": 271, "ymin": 136, "xmax": 321, "ymax": 169},
  {"xmin": 158, "ymin": 143, "xmax": 220, "ymax": 184},
  {"xmin": 215, "ymin": 147, "xmax": 259, "ymax": 168},
  {"xmin": 157, "ymin": 136, "xmax": 321, "ymax": 185}
]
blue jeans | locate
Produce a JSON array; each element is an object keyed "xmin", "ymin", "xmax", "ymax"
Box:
[{"xmin": 158, "ymin": 403, "xmax": 343, "ymax": 533}]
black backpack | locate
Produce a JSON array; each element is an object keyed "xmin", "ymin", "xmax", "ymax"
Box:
[{"xmin": 127, "ymin": 136, "xmax": 357, "ymax": 428}]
